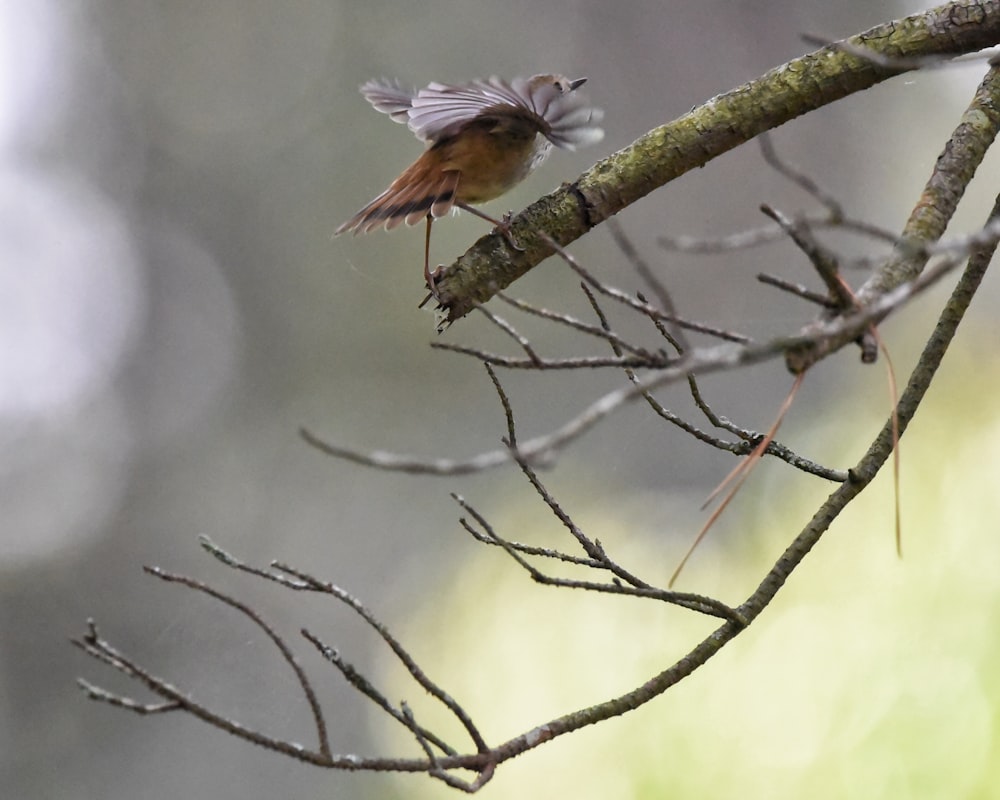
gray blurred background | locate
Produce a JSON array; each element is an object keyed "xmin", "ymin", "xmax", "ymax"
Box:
[{"xmin": 3, "ymin": 1, "xmax": 997, "ymax": 798}]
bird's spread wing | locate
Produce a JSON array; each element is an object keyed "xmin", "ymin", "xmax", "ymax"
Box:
[
  {"xmin": 359, "ymin": 79, "xmax": 417, "ymax": 125},
  {"xmin": 358, "ymin": 76, "xmax": 603, "ymax": 148},
  {"xmin": 531, "ymin": 85, "xmax": 605, "ymax": 150},
  {"xmin": 407, "ymin": 76, "xmax": 603, "ymax": 149},
  {"xmin": 403, "ymin": 78, "xmax": 528, "ymax": 142}
]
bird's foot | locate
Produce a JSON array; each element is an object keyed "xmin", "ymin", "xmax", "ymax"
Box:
[
  {"xmin": 419, "ymin": 264, "xmax": 445, "ymax": 308},
  {"xmin": 496, "ymin": 212, "xmax": 525, "ymax": 252}
]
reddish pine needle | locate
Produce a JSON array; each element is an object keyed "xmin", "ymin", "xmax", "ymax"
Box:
[{"xmin": 670, "ymin": 372, "xmax": 805, "ymax": 588}]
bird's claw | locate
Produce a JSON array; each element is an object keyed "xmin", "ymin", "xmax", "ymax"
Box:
[
  {"xmin": 496, "ymin": 212, "xmax": 525, "ymax": 252},
  {"xmin": 419, "ymin": 265, "xmax": 445, "ymax": 308}
]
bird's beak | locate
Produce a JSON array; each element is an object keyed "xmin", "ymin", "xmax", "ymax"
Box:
[{"xmin": 568, "ymin": 77, "xmax": 587, "ymax": 91}]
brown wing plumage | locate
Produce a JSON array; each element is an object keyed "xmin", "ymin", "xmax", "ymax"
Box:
[{"xmin": 334, "ymin": 153, "xmax": 461, "ymax": 234}]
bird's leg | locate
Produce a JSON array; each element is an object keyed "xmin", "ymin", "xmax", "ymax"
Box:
[
  {"xmin": 418, "ymin": 214, "xmax": 444, "ymax": 308},
  {"xmin": 423, "ymin": 214, "xmax": 437, "ymax": 292},
  {"xmin": 456, "ymin": 202, "xmax": 526, "ymax": 252}
]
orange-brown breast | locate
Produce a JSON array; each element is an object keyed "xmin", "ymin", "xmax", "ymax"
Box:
[{"xmin": 437, "ymin": 115, "xmax": 550, "ymax": 204}]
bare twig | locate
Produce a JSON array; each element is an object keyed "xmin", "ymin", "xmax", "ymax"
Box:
[
  {"xmin": 792, "ymin": 61, "xmax": 1000, "ymax": 371},
  {"xmin": 760, "ymin": 200, "xmax": 879, "ymax": 363},
  {"xmin": 757, "ymin": 273, "xmax": 838, "ymax": 308},
  {"xmin": 452, "ymin": 491, "xmax": 745, "ymax": 625},
  {"xmin": 494, "ymin": 292, "xmax": 661, "ymax": 358},
  {"xmin": 472, "ymin": 305, "xmax": 543, "ymax": 367},
  {"xmin": 758, "ymin": 132, "xmax": 844, "ymax": 216},
  {"xmin": 74, "ymin": 609, "xmax": 336, "ymax": 765},
  {"xmin": 607, "ymin": 218, "xmax": 689, "ymax": 352},
  {"xmin": 760, "ymin": 203, "xmax": 858, "ymax": 311},
  {"xmin": 543, "ymin": 233, "xmax": 753, "ymax": 344},
  {"xmin": 302, "ymin": 247, "xmax": 962, "ymax": 477},
  {"xmin": 659, "ymin": 215, "xmax": 901, "ymax": 254},
  {"xmin": 430, "ymin": 346, "xmax": 669, "ymax": 370}
]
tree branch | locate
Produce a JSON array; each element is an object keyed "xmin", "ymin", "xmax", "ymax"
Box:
[
  {"xmin": 432, "ymin": 1, "xmax": 1000, "ymax": 323},
  {"xmin": 786, "ymin": 58, "xmax": 1000, "ymax": 371}
]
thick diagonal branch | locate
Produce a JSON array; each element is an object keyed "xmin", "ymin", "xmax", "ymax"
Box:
[{"xmin": 433, "ymin": 1, "xmax": 1000, "ymax": 323}]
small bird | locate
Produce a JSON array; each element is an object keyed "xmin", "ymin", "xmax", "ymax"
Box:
[{"xmin": 335, "ymin": 74, "xmax": 604, "ymax": 293}]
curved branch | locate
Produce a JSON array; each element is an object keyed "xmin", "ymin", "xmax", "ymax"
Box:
[
  {"xmin": 455, "ymin": 184, "xmax": 1000, "ymax": 769},
  {"xmin": 73, "ymin": 192, "xmax": 995, "ymax": 781}
]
